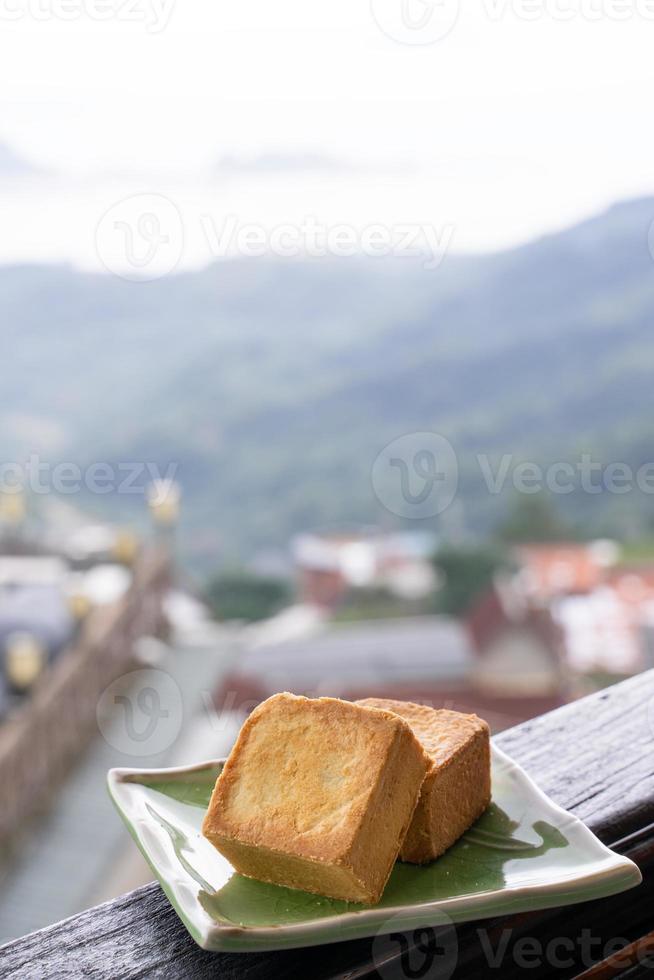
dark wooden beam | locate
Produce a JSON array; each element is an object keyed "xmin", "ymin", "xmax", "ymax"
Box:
[{"xmin": 2, "ymin": 671, "xmax": 654, "ymax": 980}]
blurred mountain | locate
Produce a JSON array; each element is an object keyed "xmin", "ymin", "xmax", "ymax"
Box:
[
  {"xmin": 1, "ymin": 197, "xmax": 654, "ymax": 566},
  {"xmin": 0, "ymin": 141, "xmax": 41, "ymax": 176}
]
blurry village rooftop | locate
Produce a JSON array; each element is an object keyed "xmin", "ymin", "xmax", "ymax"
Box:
[{"xmin": 211, "ymin": 530, "xmax": 654, "ymax": 736}]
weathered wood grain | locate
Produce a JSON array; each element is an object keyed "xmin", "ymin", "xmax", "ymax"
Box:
[
  {"xmin": 496, "ymin": 672, "xmax": 654, "ymax": 847},
  {"xmin": 2, "ymin": 671, "xmax": 654, "ymax": 979}
]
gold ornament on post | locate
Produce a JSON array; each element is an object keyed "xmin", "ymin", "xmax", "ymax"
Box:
[
  {"xmin": 112, "ymin": 529, "xmax": 139, "ymax": 566},
  {"xmin": 5, "ymin": 631, "xmax": 45, "ymax": 691},
  {"xmin": 0, "ymin": 488, "xmax": 26, "ymax": 526},
  {"xmin": 146, "ymin": 479, "xmax": 181, "ymax": 527}
]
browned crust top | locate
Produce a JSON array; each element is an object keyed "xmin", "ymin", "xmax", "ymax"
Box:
[
  {"xmin": 202, "ymin": 692, "xmax": 429, "ymax": 863},
  {"xmin": 355, "ymin": 697, "xmax": 489, "ymax": 769}
]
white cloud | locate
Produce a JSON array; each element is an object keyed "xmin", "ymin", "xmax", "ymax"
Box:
[{"xmin": 1, "ymin": 1, "xmax": 653, "ymax": 266}]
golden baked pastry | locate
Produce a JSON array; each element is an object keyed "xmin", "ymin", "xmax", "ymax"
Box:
[
  {"xmin": 202, "ymin": 692, "xmax": 429, "ymax": 904},
  {"xmin": 356, "ymin": 698, "xmax": 490, "ymax": 864}
]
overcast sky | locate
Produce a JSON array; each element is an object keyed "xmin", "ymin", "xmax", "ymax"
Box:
[{"xmin": 2, "ymin": 1, "xmax": 654, "ymax": 269}]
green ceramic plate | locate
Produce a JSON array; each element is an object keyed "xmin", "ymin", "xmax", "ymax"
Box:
[{"xmin": 107, "ymin": 746, "xmax": 641, "ymax": 952}]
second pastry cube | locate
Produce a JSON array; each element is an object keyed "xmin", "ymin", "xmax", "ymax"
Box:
[{"xmin": 357, "ymin": 698, "xmax": 491, "ymax": 863}]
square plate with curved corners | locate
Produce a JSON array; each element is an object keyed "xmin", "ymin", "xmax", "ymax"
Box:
[{"xmin": 107, "ymin": 746, "xmax": 641, "ymax": 952}]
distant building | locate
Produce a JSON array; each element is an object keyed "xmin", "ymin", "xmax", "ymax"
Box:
[
  {"xmin": 292, "ymin": 529, "xmax": 437, "ymax": 609},
  {"xmin": 512, "ymin": 541, "xmax": 618, "ymax": 602},
  {"xmin": 213, "ymin": 612, "xmax": 565, "ymax": 733},
  {"xmin": 470, "ymin": 541, "xmax": 654, "ymax": 681},
  {"xmin": 554, "ymin": 565, "xmax": 654, "ymax": 676},
  {"xmin": 467, "ymin": 580, "xmax": 567, "ymax": 700}
]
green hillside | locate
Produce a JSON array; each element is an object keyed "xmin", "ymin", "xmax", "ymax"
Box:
[{"xmin": 2, "ymin": 197, "xmax": 654, "ymax": 567}]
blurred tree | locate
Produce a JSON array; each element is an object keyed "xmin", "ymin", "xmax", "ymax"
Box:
[
  {"xmin": 433, "ymin": 544, "xmax": 511, "ymax": 617},
  {"xmin": 497, "ymin": 492, "xmax": 575, "ymax": 543},
  {"xmin": 205, "ymin": 571, "xmax": 292, "ymax": 622}
]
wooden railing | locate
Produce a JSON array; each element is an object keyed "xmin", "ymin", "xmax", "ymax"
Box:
[
  {"xmin": 0, "ymin": 547, "xmax": 171, "ymax": 854},
  {"xmin": 1, "ymin": 671, "xmax": 654, "ymax": 978}
]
